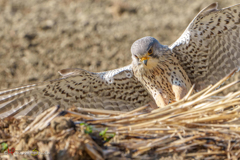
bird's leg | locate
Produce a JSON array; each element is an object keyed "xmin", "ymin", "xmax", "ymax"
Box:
[
  {"xmin": 154, "ymin": 91, "xmax": 170, "ymax": 107},
  {"xmin": 172, "ymin": 85, "xmax": 188, "ymax": 101},
  {"xmin": 148, "ymin": 101, "xmax": 158, "ymax": 109}
]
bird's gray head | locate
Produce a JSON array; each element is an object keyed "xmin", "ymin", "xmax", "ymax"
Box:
[{"xmin": 131, "ymin": 36, "xmax": 168, "ymax": 68}]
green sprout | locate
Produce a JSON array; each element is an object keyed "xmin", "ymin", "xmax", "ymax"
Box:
[
  {"xmin": 99, "ymin": 127, "xmax": 115, "ymax": 142},
  {"xmin": 80, "ymin": 123, "xmax": 93, "ymax": 134},
  {"xmin": 1, "ymin": 143, "xmax": 8, "ymax": 152}
]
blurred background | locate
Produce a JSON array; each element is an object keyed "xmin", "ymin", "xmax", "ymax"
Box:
[{"xmin": 0, "ymin": 0, "xmax": 239, "ymax": 89}]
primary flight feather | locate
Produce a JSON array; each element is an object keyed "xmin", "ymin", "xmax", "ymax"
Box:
[{"xmin": 1, "ymin": 3, "xmax": 240, "ymax": 118}]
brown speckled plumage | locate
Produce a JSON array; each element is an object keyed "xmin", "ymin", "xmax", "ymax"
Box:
[
  {"xmin": 131, "ymin": 40, "xmax": 191, "ymax": 107},
  {"xmin": 1, "ymin": 2, "xmax": 240, "ymax": 118},
  {"xmin": 170, "ymin": 3, "xmax": 240, "ymax": 91},
  {"xmin": 0, "ymin": 66, "xmax": 155, "ymax": 118}
]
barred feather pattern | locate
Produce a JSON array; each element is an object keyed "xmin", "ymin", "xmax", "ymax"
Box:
[
  {"xmin": 2, "ymin": 3, "xmax": 240, "ymax": 119},
  {"xmin": 170, "ymin": 3, "xmax": 240, "ymax": 91},
  {"xmin": 0, "ymin": 65, "xmax": 154, "ymax": 119}
]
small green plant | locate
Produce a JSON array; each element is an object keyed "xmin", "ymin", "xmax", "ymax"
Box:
[
  {"xmin": 99, "ymin": 127, "xmax": 115, "ymax": 142},
  {"xmin": 1, "ymin": 142, "xmax": 8, "ymax": 152},
  {"xmin": 80, "ymin": 123, "xmax": 93, "ymax": 134}
]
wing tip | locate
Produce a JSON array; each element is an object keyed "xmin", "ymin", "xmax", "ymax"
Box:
[
  {"xmin": 58, "ymin": 68, "xmax": 85, "ymax": 77},
  {"xmin": 198, "ymin": 2, "xmax": 218, "ymax": 17}
]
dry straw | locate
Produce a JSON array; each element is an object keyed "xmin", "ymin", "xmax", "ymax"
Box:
[{"xmin": 1, "ymin": 69, "xmax": 240, "ymax": 159}]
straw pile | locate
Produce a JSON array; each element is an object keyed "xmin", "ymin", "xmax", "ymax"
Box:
[{"xmin": 1, "ymin": 70, "xmax": 240, "ymax": 160}]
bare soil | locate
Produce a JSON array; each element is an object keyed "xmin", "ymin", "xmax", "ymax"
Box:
[{"xmin": 0, "ymin": 0, "xmax": 239, "ymax": 90}]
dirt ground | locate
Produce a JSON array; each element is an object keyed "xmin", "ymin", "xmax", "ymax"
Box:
[{"xmin": 0, "ymin": 0, "xmax": 239, "ymax": 90}]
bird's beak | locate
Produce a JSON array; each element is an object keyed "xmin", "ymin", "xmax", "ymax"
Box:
[
  {"xmin": 143, "ymin": 59, "xmax": 148, "ymax": 66},
  {"xmin": 140, "ymin": 57, "xmax": 149, "ymax": 66}
]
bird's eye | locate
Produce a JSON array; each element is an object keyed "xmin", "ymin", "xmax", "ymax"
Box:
[
  {"xmin": 148, "ymin": 48, "xmax": 153, "ymax": 55},
  {"xmin": 134, "ymin": 55, "xmax": 139, "ymax": 59}
]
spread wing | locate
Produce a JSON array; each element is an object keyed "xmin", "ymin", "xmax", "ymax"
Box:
[
  {"xmin": 0, "ymin": 65, "xmax": 154, "ymax": 119},
  {"xmin": 170, "ymin": 3, "xmax": 240, "ymax": 91}
]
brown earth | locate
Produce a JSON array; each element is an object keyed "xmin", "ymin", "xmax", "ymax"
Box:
[{"xmin": 0, "ymin": 0, "xmax": 239, "ymax": 91}]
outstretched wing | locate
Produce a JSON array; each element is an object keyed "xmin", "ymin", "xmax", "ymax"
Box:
[
  {"xmin": 170, "ymin": 3, "xmax": 240, "ymax": 91},
  {"xmin": 0, "ymin": 65, "xmax": 154, "ymax": 119}
]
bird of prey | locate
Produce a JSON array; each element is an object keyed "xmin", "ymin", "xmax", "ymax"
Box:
[{"xmin": 1, "ymin": 2, "xmax": 240, "ymax": 119}]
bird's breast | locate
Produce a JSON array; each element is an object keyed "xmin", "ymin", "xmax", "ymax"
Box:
[{"xmin": 133, "ymin": 64, "xmax": 176, "ymax": 100}]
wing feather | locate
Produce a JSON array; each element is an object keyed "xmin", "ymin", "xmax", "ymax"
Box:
[
  {"xmin": 0, "ymin": 65, "xmax": 154, "ymax": 119},
  {"xmin": 170, "ymin": 3, "xmax": 240, "ymax": 91}
]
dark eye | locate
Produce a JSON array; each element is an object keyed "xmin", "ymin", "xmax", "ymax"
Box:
[
  {"xmin": 148, "ymin": 48, "xmax": 153, "ymax": 55},
  {"xmin": 134, "ymin": 55, "xmax": 139, "ymax": 59}
]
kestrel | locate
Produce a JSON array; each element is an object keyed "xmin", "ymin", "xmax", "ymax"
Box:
[{"xmin": 1, "ymin": 2, "xmax": 240, "ymax": 118}]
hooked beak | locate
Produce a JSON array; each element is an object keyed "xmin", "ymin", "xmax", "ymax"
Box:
[
  {"xmin": 143, "ymin": 59, "xmax": 148, "ymax": 66},
  {"xmin": 140, "ymin": 57, "xmax": 149, "ymax": 66}
]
